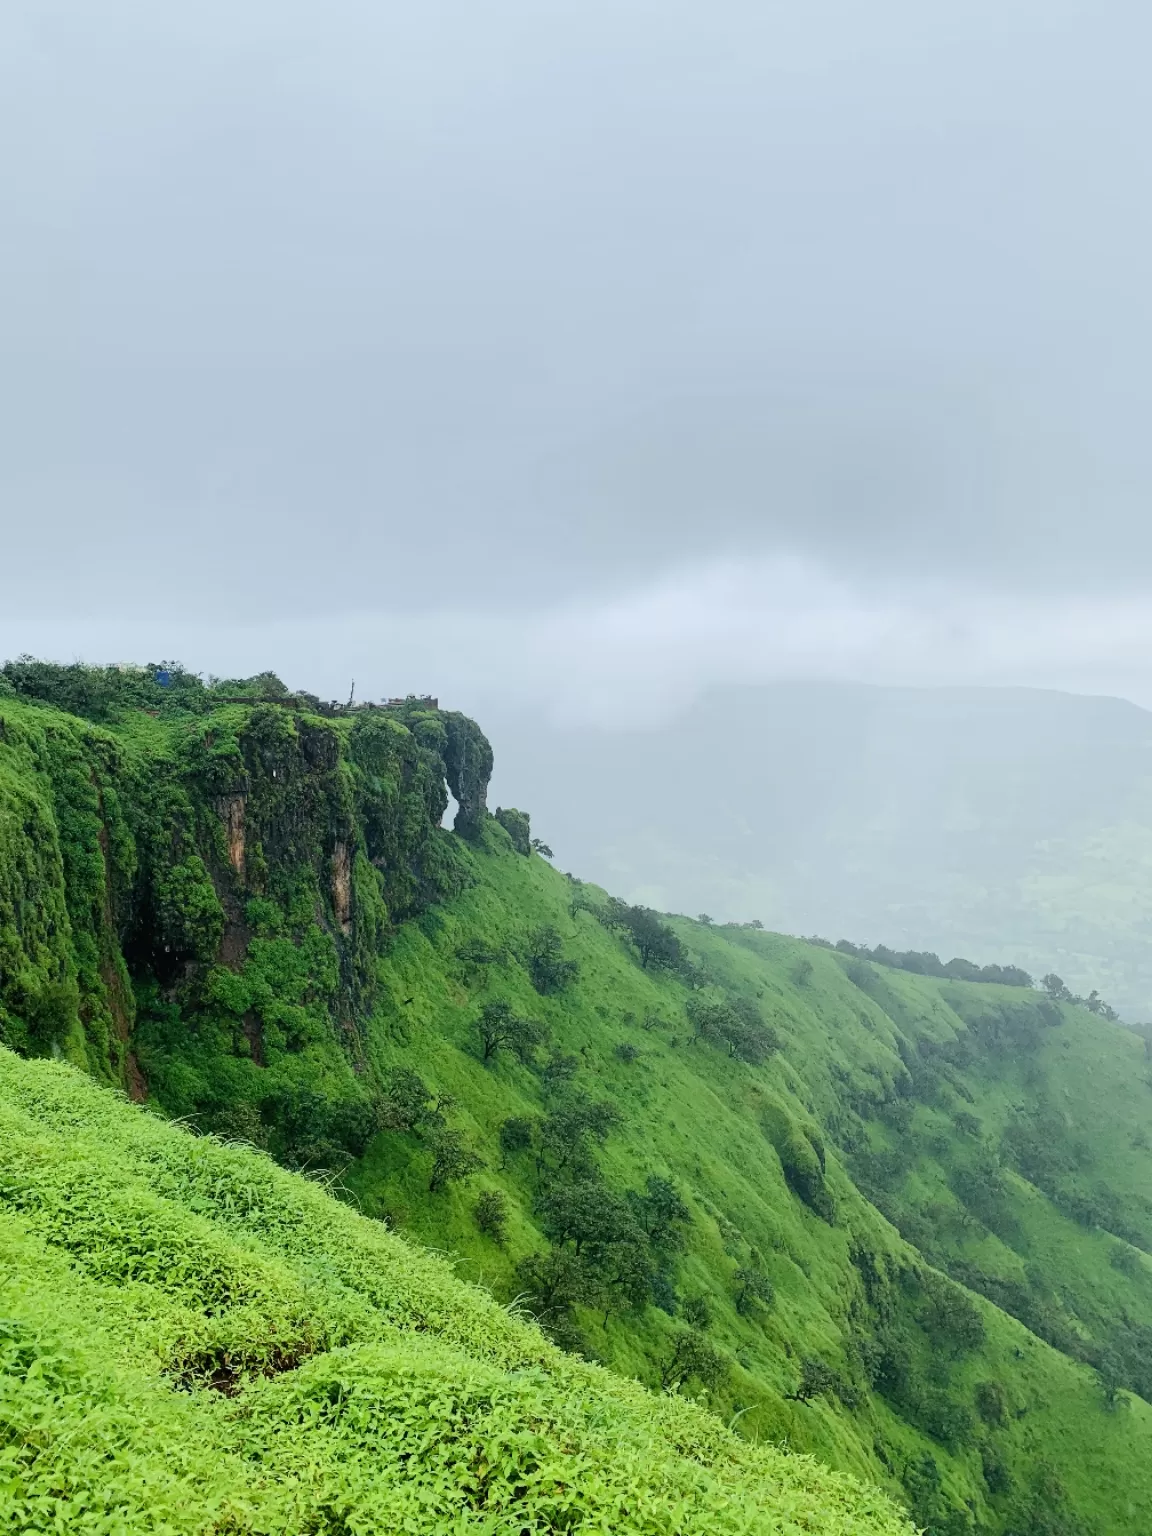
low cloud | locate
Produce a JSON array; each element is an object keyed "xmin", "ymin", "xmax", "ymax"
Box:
[{"xmin": 6, "ymin": 555, "xmax": 1151, "ymax": 727}]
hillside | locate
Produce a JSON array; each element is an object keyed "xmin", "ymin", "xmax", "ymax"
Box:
[
  {"xmin": 481, "ymin": 682, "xmax": 1152, "ymax": 1019},
  {"xmin": 0, "ymin": 1048, "xmax": 913, "ymax": 1534},
  {"xmin": 4, "ymin": 660, "xmax": 1152, "ymax": 1534}
]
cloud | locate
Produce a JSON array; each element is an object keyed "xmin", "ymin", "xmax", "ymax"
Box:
[{"xmin": 7, "ymin": 555, "xmax": 1152, "ymax": 727}]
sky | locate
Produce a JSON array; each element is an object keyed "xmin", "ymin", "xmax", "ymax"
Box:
[{"xmin": 3, "ymin": 0, "xmax": 1151, "ymax": 725}]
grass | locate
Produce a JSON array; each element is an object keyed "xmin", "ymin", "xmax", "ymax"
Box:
[{"xmin": 0, "ymin": 1047, "xmax": 913, "ymax": 1535}]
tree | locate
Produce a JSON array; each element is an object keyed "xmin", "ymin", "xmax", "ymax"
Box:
[
  {"xmin": 1097, "ymin": 1352, "xmax": 1127, "ymax": 1412},
  {"xmin": 659, "ymin": 1330, "xmax": 727, "ymax": 1393},
  {"xmin": 515, "ymin": 1247, "xmax": 596, "ymax": 1318},
  {"xmin": 474, "ymin": 999, "xmax": 548, "ymax": 1064},
  {"xmin": 455, "ymin": 937, "xmax": 507, "ymax": 977},
  {"xmin": 685, "ymin": 994, "xmax": 779, "ymax": 1063},
  {"xmin": 597, "ymin": 1237, "xmax": 655, "ymax": 1321},
  {"xmin": 499, "ymin": 1114, "xmax": 536, "ymax": 1166},
  {"xmin": 428, "ymin": 1129, "xmax": 483, "ymax": 1192},
  {"xmin": 975, "ymin": 1378, "xmax": 1009, "ymax": 1426},
  {"xmin": 722, "ymin": 997, "xmax": 780, "ymax": 1063},
  {"xmin": 685, "ymin": 996, "xmax": 733, "ymax": 1046},
  {"xmin": 537, "ymin": 1093, "xmax": 622, "ymax": 1178},
  {"xmin": 680, "ymin": 1293, "xmax": 713, "ymax": 1331},
  {"xmin": 1042, "ymin": 973, "xmax": 1072, "ymax": 1002},
  {"xmin": 697, "ymin": 913, "xmax": 714, "ymax": 925},
  {"xmin": 524, "ymin": 925, "xmax": 578, "ymax": 994},
  {"xmin": 473, "ymin": 1189, "xmax": 509, "ymax": 1244},
  {"xmin": 733, "ymin": 1252, "xmax": 775, "ymax": 1316},
  {"xmin": 541, "ymin": 1051, "xmax": 580, "ymax": 1095},
  {"xmin": 537, "ymin": 1180, "xmax": 637, "ymax": 1256},
  {"xmin": 615, "ymin": 1041, "xmax": 640, "ymax": 1064},
  {"xmin": 599, "ymin": 900, "xmax": 685, "ymax": 972},
  {"xmin": 530, "ymin": 837, "xmax": 554, "ymax": 858},
  {"xmin": 378, "ymin": 1067, "xmax": 440, "ymax": 1134},
  {"xmin": 787, "ymin": 1355, "xmax": 840, "ymax": 1402},
  {"xmin": 918, "ymin": 1271, "xmax": 986, "ymax": 1358},
  {"xmin": 630, "ymin": 1175, "xmax": 692, "ymax": 1250}
]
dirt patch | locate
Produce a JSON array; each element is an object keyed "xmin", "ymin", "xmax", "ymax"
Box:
[{"xmin": 173, "ymin": 1340, "xmax": 318, "ymax": 1396}]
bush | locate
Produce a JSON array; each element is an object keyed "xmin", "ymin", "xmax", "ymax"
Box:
[
  {"xmin": 615, "ymin": 1042, "xmax": 641, "ymax": 1065},
  {"xmin": 975, "ymin": 1378, "xmax": 1009, "ymax": 1426},
  {"xmin": 494, "ymin": 806, "xmax": 532, "ymax": 855},
  {"xmin": 659, "ymin": 1330, "xmax": 727, "ymax": 1393},
  {"xmin": 474, "ymin": 1189, "xmax": 509, "ymax": 1244},
  {"xmin": 499, "ymin": 1115, "xmax": 536, "ymax": 1165}
]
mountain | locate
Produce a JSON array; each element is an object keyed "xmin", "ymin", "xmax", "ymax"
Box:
[
  {"xmin": 483, "ymin": 682, "xmax": 1152, "ymax": 1019},
  {"xmin": 4, "ymin": 659, "xmax": 1152, "ymax": 1534}
]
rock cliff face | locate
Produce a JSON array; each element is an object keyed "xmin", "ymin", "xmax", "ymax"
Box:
[{"xmin": 0, "ymin": 672, "xmax": 491, "ymax": 1156}]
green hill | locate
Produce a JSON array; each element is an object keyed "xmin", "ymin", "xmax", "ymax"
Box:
[{"xmin": 4, "ymin": 660, "xmax": 1152, "ymax": 1534}]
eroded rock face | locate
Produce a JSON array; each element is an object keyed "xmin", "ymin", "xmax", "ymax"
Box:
[
  {"xmin": 217, "ymin": 793, "xmax": 247, "ymax": 876},
  {"xmin": 331, "ymin": 840, "xmax": 353, "ymax": 931},
  {"xmin": 442, "ymin": 713, "xmax": 494, "ymax": 840}
]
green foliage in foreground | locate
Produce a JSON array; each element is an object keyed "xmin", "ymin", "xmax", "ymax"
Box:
[{"xmin": 0, "ymin": 1049, "xmax": 913, "ymax": 1535}]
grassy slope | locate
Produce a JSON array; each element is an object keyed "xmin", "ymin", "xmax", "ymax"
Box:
[
  {"xmin": 0, "ymin": 1047, "xmax": 913, "ymax": 1535},
  {"xmin": 309, "ymin": 841, "xmax": 1152, "ymax": 1535}
]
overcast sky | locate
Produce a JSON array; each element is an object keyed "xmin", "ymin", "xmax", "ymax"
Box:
[{"xmin": 3, "ymin": 1, "xmax": 1151, "ymax": 722}]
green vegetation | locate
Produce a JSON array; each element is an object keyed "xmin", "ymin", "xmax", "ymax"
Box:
[
  {"xmin": 5, "ymin": 660, "xmax": 1152, "ymax": 1532},
  {"xmin": 0, "ymin": 1049, "xmax": 913, "ymax": 1534}
]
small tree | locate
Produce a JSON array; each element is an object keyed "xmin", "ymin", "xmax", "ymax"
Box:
[
  {"xmin": 530, "ymin": 837, "xmax": 554, "ymax": 858},
  {"xmin": 455, "ymin": 937, "xmax": 507, "ymax": 978},
  {"xmin": 631, "ymin": 1175, "xmax": 692, "ymax": 1250},
  {"xmin": 615, "ymin": 1042, "xmax": 641, "ymax": 1064},
  {"xmin": 499, "ymin": 1114, "xmax": 536, "ymax": 1166},
  {"xmin": 659, "ymin": 1330, "xmax": 727, "ymax": 1393},
  {"xmin": 537, "ymin": 1094, "xmax": 622, "ymax": 1178},
  {"xmin": 787, "ymin": 1355, "xmax": 840, "ymax": 1402},
  {"xmin": 429, "ymin": 1129, "xmax": 484, "ymax": 1192},
  {"xmin": 541, "ymin": 1051, "xmax": 580, "ymax": 1095},
  {"xmin": 1041, "ymin": 972, "xmax": 1071, "ymax": 1001},
  {"xmin": 791, "ymin": 957, "xmax": 814, "ymax": 987},
  {"xmin": 515, "ymin": 1247, "xmax": 595, "ymax": 1318},
  {"xmin": 378, "ymin": 1067, "xmax": 439, "ymax": 1134},
  {"xmin": 680, "ymin": 1293, "xmax": 713, "ymax": 1331},
  {"xmin": 600, "ymin": 900, "xmax": 685, "ymax": 972},
  {"xmin": 474, "ymin": 999, "xmax": 548, "ymax": 1064},
  {"xmin": 474, "ymin": 1189, "xmax": 509, "ymax": 1244},
  {"xmin": 1097, "ymin": 1352, "xmax": 1127, "ymax": 1412},
  {"xmin": 524, "ymin": 925, "xmax": 578, "ymax": 995},
  {"xmin": 733, "ymin": 1252, "xmax": 774, "ymax": 1316},
  {"xmin": 974, "ymin": 1378, "xmax": 1009, "ymax": 1426}
]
